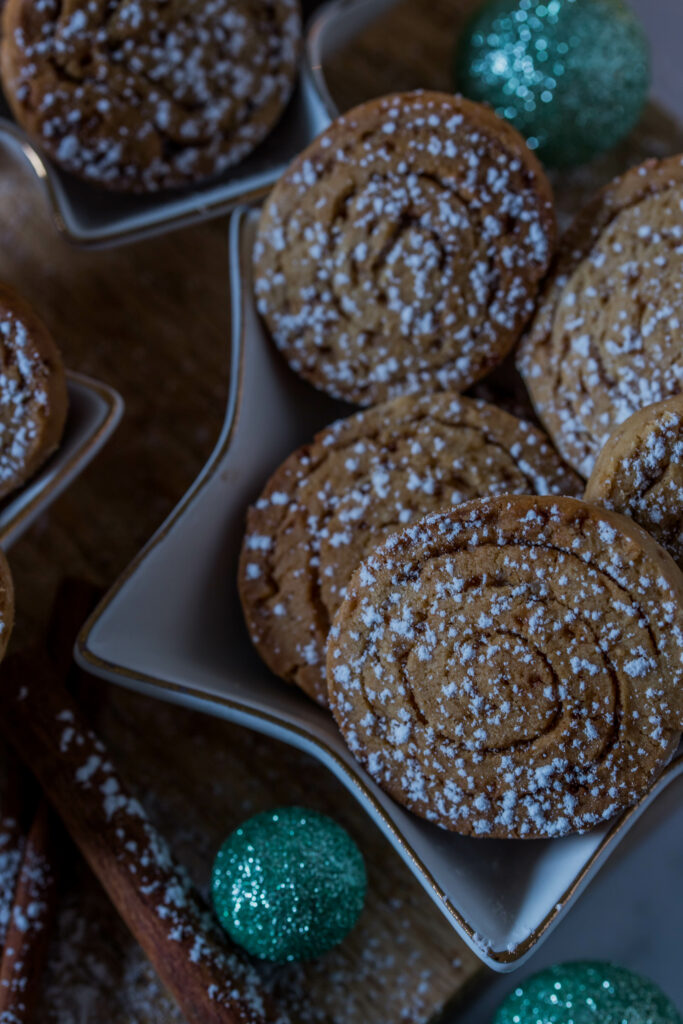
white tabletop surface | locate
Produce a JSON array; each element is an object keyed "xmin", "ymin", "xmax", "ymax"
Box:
[
  {"xmin": 453, "ymin": 774, "xmax": 683, "ymax": 1018},
  {"xmin": 631, "ymin": 0, "xmax": 683, "ymax": 119},
  {"xmin": 449, "ymin": 5, "xmax": 683, "ymax": 1018}
]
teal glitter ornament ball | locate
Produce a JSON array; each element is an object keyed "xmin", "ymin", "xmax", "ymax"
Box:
[
  {"xmin": 211, "ymin": 806, "xmax": 366, "ymax": 962},
  {"xmin": 493, "ymin": 961, "xmax": 682, "ymax": 1024},
  {"xmin": 456, "ymin": 0, "xmax": 650, "ymax": 166}
]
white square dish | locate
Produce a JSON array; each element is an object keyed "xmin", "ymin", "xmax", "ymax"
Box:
[
  {"xmin": 76, "ymin": 208, "xmax": 683, "ymax": 971},
  {"xmin": 0, "ymin": 0, "xmax": 393, "ymax": 248},
  {"xmin": 0, "ymin": 0, "xmax": 423, "ymax": 248},
  {"xmin": 0, "ymin": 80, "xmax": 327, "ymax": 248},
  {"xmin": 0, "ymin": 371, "xmax": 123, "ymax": 549}
]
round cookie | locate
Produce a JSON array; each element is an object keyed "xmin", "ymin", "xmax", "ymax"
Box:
[
  {"xmin": 327, "ymin": 495, "xmax": 683, "ymax": 838},
  {"xmin": 254, "ymin": 91, "xmax": 555, "ymax": 405},
  {"xmin": 585, "ymin": 394, "xmax": 683, "ymax": 570},
  {"xmin": 239, "ymin": 392, "xmax": 581, "ymax": 705},
  {"xmin": 518, "ymin": 154, "xmax": 683, "ymax": 478},
  {"xmin": 0, "ymin": 285, "xmax": 68, "ymax": 500},
  {"xmin": 1, "ymin": 0, "xmax": 302, "ymax": 193}
]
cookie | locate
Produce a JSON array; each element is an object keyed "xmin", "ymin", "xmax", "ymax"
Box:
[
  {"xmin": 254, "ymin": 91, "xmax": 555, "ymax": 405},
  {"xmin": 1, "ymin": 0, "xmax": 302, "ymax": 192},
  {"xmin": 518, "ymin": 154, "xmax": 683, "ymax": 478},
  {"xmin": 238, "ymin": 392, "xmax": 581, "ymax": 705},
  {"xmin": 0, "ymin": 285, "xmax": 68, "ymax": 499},
  {"xmin": 328, "ymin": 495, "xmax": 683, "ymax": 839},
  {"xmin": 585, "ymin": 394, "xmax": 683, "ymax": 570}
]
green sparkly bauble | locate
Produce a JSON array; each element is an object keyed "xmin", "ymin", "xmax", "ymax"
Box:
[
  {"xmin": 211, "ymin": 806, "xmax": 366, "ymax": 963},
  {"xmin": 494, "ymin": 961, "xmax": 682, "ymax": 1024},
  {"xmin": 456, "ymin": 0, "xmax": 650, "ymax": 166}
]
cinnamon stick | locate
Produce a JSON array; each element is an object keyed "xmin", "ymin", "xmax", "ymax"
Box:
[
  {"xmin": 0, "ymin": 652, "xmax": 285, "ymax": 1024},
  {"xmin": 0, "ymin": 579, "xmax": 89, "ymax": 1021},
  {"xmin": 0, "ymin": 760, "xmax": 28, "ymax": 951},
  {"xmin": 0, "ymin": 798, "xmax": 58, "ymax": 1023}
]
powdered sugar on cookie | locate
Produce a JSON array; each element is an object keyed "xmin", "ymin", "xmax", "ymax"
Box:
[
  {"xmin": 0, "ymin": 289, "xmax": 67, "ymax": 500},
  {"xmin": 0, "ymin": 311, "xmax": 48, "ymax": 483},
  {"xmin": 519, "ymin": 155, "xmax": 683, "ymax": 478},
  {"xmin": 255, "ymin": 91, "xmax": 555, "ymax": 405},
  {"xmin": 239, "ymin": 392, "xmax": 581, "ymax": 705},
  {"xmin": 328, "ymin": 495, "xmax": 683, "ymax": 839},
  {"xmin": 586, "ymin": 394, "xmax": 683, "ymax": 569},
  {"xmin": 2, "ymin": 0, "xmax": 301, "ymax": 192}
]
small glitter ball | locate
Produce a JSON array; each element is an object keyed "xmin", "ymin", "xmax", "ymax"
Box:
[
  {"xmin": 456, "ymin": 0, "xmax": 650, "ymax": 166},
  {"xmin": 494, "ymin": 961, "xmax": 682, "ymax": 1024},
  {"xmin": 211, "ymin": 806, "xmax": 366, "ymax": 962}
]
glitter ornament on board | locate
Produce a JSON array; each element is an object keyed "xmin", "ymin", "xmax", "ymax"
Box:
[
  {"xmin": 211, "ymin": 807, "xmax": 366, "ymax": 962},
  {"xmin": 456, "ymin": 0, "xmax": 650, "ymax": 167},
  {"xmin": 493, "ymin": 961, "xmax": 683, "ymax": 1024}
]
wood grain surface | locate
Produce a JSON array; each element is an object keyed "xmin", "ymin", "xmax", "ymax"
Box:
[
  {"xmin": 0, "ymin": 1, "xmax": 682, "ymax": 1020},
  {"xmin": 0, "ymin": 147, "xmax": 488, "ymax": 1021}
]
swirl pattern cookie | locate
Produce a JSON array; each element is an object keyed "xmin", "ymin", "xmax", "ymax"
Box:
[
  {"xmin": 239, "ymin": 393, "xmax": 581, "ymax": 705},
  {"xmin": 328, "ymin": 495, "xmax": 683, "ymax": 838},
  {"xmin": 518, "ymin": 155, "xmax": 683, "ymax": 478},
  {"xmin": 1, "ymin": 0, "xmax": 301, "ymax": 192},
  {"xmin": 585, "ymin": 395, "xmax": 683, "ymax": 570},
  {"xmin": 254, "ymin": 91, "xmax": 555, "ymax": 405},
  {"xmin": 0, "ymin": 285, "xmax": 68, "ymax": 500}
]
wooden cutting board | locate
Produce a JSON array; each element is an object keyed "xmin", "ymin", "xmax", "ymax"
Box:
[{"xmin": 2, "ymin": 1, "xmax": 682, "ymax": 1021}]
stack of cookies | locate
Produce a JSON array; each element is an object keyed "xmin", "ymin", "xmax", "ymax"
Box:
[
  {"xmin": 240, "ymin": 89, "xmax": 683, "ymax": 840},
  {"xmin": 0, "ymin": 0, "xmax": 302, "ymax": 192}
]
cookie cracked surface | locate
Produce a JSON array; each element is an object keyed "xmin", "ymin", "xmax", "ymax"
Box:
[
  {"xmin": 518, "ymin": 154, "xmax": 683, "ymax": 478},
  {"xmin": 238, "ymin": 393, "xmax": 581, "ymax": 705},
  {"xmin": 1, "ymin": 0, "xmax": 302, "ymax": 192},
  {"xmin": 328, "ymin": 495, "xmax": 683, "ymax": 838},
  {"xmin": 254, "ymin": 91, "xmax": 555, "ymax": 405}
]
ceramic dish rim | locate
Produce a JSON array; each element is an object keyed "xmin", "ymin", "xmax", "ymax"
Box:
[
  {"xmin": 0, "ymin": 0, "xmax": 405, "ymax": 247},
  {"xmin": 0, "ymin": 0, "xmax": 360, "ymax": 248},
  {"xmin": 0, "ymin": 369, "xmax": 124, "ymax": 548},
  {"xmin": 75, "ymin": 206, "xmax": 683, "ymax": 969}
]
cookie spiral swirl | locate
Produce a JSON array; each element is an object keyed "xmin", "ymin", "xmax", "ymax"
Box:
[
  {"xmin": 239, "ymin": 393, "xmax": 581, "ymax": 706},
  {"xmin": 518, "ymin": 155, "xmax": 683, "ymax": 478},
  {"xmin": 585, "ymin": 394, "xmax": 683, "ymax": 570},
  {"xmin": 1, "ymin": 0, "xmax": 301, "ymax": 192},
  {"xmin": 328, "ymin": 495, "xmax": 683, "ymax": 838},
  {"xmin": 254, "ymin": 91, "xmax": 555, "ymax": 405}
]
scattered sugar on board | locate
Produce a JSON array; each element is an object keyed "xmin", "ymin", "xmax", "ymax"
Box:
[{"xmin": 34, "ymin": 696, "xmax": 476, "ymax": 1022}]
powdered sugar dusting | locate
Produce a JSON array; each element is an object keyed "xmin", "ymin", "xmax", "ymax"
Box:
[
  {"xmin": 519, "ymin": 157, "xmax": 683, "ymax": 478},
  {"xmin": 0, "ymin": 305, "xmax": 51, "ymax": 490},
  {"xmin": 0, "ymin": 802, "xmax": 57, "ymax": 1022},
  {"xmin": 586, "ymin": 395, "xmax": 683, "ymax": 568},
  {"xmin": 58, "ymin": 711, "xmax": 285, "ymax": 1023},
  {"xmin": 6, "ymin": 0, "xmax": 301, "ymax": 192},
  {"xmin": 328, "ymin": 495, "xmax": 683, "ymax": 838},
  {"xmin": 239, "ymin": 391, "xmax": 580, "ymax": 704},
  {"xmin": 0, "ymin": 815, "xmax": 23, "ymax": 948},
  {"xmin": 255, "ymin": 91, "xmax": 554, "ymax": 405}
]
